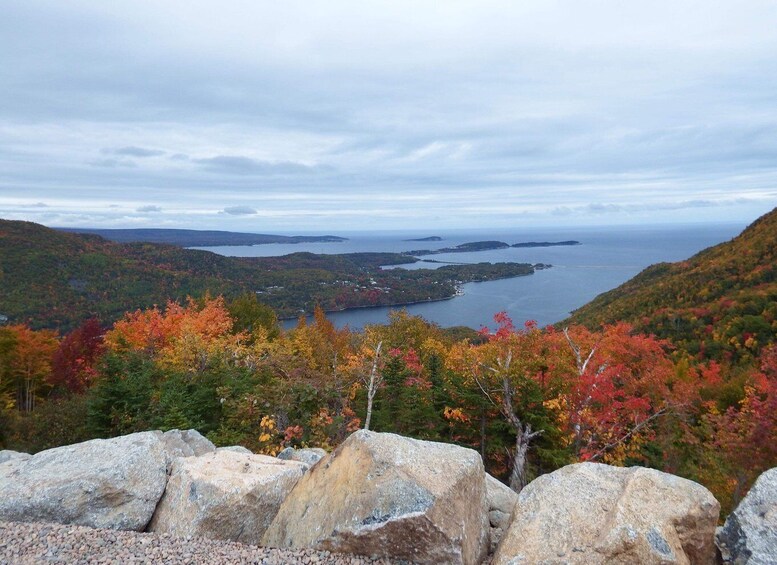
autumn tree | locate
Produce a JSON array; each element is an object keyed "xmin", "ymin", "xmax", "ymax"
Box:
[
  {"xmin": 449, "ymin": 313, "xmax": 566, "ymax": 491},
  {"xmin": 557, "ymin": 323, "xmax": 679, "ymax": 464},
  {"xmin": 51, "ymin": 318, "xmax": 104, "ymax": 394},
  {"xmin": 2, "ymin": 325, "xmax": 59, "ymax": 412}
]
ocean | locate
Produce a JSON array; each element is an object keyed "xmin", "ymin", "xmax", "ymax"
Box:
[{"xmin": 193, "ymin": 222, "xmax": 745, "ymax": 331}]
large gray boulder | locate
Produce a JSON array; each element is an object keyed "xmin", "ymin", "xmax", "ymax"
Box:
[
  {"xmin": 161, "ymin": 429, "xmax": 216, "ymax": 461},
  {"xmin": 486, "ymin": 473, "xmax": 518, "ymax": 553},
  {"xmin": 0, "ymin": 431, "xmax": 168, "ymax": 531},
  {"xmin": 148, "ymin": 451, "xmax": 307, "ymax": 545},
  {"xmin": 277, "ymin": 446, "xmax": 327, "ymax": 467},
  {"xmin": 717, "ymin": 467, "xmax": 777, "ymax": 564},
  {"xmin": 263, "ymin": 430, "xmax": 489, "ymax": 564},
  {"xmin": 493, "ymin": 462, "xmax": 719, "ymax": 565}
]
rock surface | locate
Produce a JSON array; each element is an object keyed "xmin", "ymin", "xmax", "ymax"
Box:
[
  {"xmin": 161, "ymin": 429, "xmax": 216, "ymax": 461},
  {"xmin": 0, "ymin": 450, "xmax": 30, "ymax": 465},
  {"xmin": 485, "ymin": 474, "xmax": 518, "ymax": 554},
  {"xmin": 717, "ymin": 467, "xmax": 777, "ymax": 564},
  {"xmin": 217, "ymin": 445, "xmax": 253, "ymax": 454},
  {"xmin": 493, "ymin": 462, "xmax": 720, "ymax": 565},
  {"xmin": 149, "ymin": 451, "xmax": 307, "ymax": 545},
  {"xmin": 0, "ymin": 431, "xmax": 168, "ymax": 531},
  {"xmin": 277, "ymin": 446, "xmax": 327, "ymax": 466},
  {"xmin": 263, "ymin": 430, "xmax": 489, "ymax": 564}
]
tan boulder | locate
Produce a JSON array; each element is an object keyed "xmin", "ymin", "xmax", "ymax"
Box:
[
  {"xmin": 262, "ymin": 430, "xmax": 489, "ymax": 564},
  {"xmin": 493, "ymin": 462, "xmax": 719, "ymax": 565},
  {"xmin": 148, "ymin": 451, "xmax": 307, "ymax": 545}
]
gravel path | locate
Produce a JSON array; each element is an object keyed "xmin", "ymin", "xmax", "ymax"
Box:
[{"xmin": 0, "ymin": 521, "xmax": 408, "ymax": 565}]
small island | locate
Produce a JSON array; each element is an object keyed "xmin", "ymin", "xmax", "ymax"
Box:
[
  {"xmin": 404, "ymin": 240, "xmax": 510, "ymax": 256},
  {"xmin": 404, "ymin": 236, "xmax": 443, "ymax": 242},
  {"xmin": 512, "ymin": 240, "xmax": 580, "ymax": 248}
]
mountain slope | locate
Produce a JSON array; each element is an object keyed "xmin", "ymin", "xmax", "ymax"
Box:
[{"xmin": 566, "ymin": 208, "xmax": 777, "ymax": 362}]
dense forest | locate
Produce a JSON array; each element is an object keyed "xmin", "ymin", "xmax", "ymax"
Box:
[
  {"xmin": 1, "ymin": 209, "xmax": 775, "ymax": 517},
  {"xmin": 0, "ymin": 220, "xmax": 536, "ymax": 330}
]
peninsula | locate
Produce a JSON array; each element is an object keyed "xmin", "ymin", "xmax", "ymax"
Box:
[{"xmin": 56, "ymin": 228, "xmax": 348, "ymax": 247}]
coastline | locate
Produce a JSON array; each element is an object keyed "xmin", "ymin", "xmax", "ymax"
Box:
[{"xmin": 278, "ymin": 270, "xmax": 537, "ymax": 322}]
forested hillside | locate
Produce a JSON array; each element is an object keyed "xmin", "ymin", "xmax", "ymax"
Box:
[
  {"xmin": 568, "ymin": 207, "xmax": 777, "ymax": 364},
  {"xmin": 0, "ymin": 220, "xmax": 535, "ymax": 330}
]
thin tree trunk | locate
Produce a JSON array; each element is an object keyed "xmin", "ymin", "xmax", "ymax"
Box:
[
  {"xmin": 363, "ymin": 341, "xmax": 382, "ymax": 431},
  {"xmin": 509, "ymin": 431, "xmax": 531, "ymax": 492}
]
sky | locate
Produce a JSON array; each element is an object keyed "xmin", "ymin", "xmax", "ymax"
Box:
[{"xmin": 1, "ymin": 1, "xmax": 776, "ymax": 232}]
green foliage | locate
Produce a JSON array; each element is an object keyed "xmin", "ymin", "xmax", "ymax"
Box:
[
  {"xmin": 228, "ymin": 293, "xmax": 280, "ymax": 340},
  {"xmin": 2, "ymin": 395, "xmax": 91, "ymax": 453},
  {"xmin": 86, "ymin": 352, "xmax": 160, "ymax": 438}
]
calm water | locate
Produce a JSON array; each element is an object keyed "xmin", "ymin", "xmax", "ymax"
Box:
[{"xmin": 194, "ymin": 223, "xmax": 744, "ymax": 331}]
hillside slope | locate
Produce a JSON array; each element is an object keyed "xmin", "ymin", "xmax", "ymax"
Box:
[
  {"xmin": 567, "ymin": 207, "xmax": 777, "ymax": 362},
  {"xmin": 0, "ymin": 220, "xmax": 536, "ymax": 330}
]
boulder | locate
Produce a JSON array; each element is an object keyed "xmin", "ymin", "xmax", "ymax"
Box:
[
  {"xmin": 161, "ymin": 429, "xmax": 216, "ymax": 461},
  {"xmin": 0, "ymin": 450, "xmax": 30, "ymax": 465},
  {"xmin": 486, "ymin": 474, "xmax": 518, "ymax": 553},
  {"xmin": 263, "ymin": 430, "xmax": 489, "ymax": 564},
  {"xmin": 0, "ymin": 431, "xmax": 168, "ymax": 531},
  {"xmin": 717, "ymin": 467, "xmax": 777, "ymax": 564},
  {"xmin": 217, "ymin": 445, "xmax": 253, "ymax": 454},
  {"xmin": 149, "ymin": 451, "xmax": 307, "ymax": 545},
  {"xmin": 277, "ymin": 446, "xmax": 327, "ymax": 467},
  {"xmin": 493, "ymin": 462, "xmax": 719, "ymax": 565}
]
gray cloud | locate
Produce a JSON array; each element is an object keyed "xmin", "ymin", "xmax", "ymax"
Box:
[
  {"xmin": 107, "ymin": 146, "xmax": 165, "ymax": 158},
  {"xmin": 136, "ymin": 205, "xmax": 162, "ymax": 212},
  {"xmin": 194, "ymin": 156, "xmax": 323, "ymax": 176},
  {"xmin": 222, "ymin": 205, "xmax": 257, "ymax": 215},
  {"xmin": 87, "ymin": 158, "xmax": 137, "ymax": 169}
]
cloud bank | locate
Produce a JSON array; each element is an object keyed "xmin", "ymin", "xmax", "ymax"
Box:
[{"xmin": 0, "ymin": 1, "xmax": 775, "ymax": 230}]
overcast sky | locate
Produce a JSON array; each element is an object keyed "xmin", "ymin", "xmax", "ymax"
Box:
[{"xmin": 1, "ymin": 1, "xmax": 776, "ymax": 232}]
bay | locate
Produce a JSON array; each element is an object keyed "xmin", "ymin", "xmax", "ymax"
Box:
[{"xmin": 194, "ymin": 223, "xmax": 745, "ymax": 331}]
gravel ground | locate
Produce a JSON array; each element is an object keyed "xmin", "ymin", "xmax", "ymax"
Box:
[{"xmin": 0, "ymin": 521, "xmax": 409, "ymax": 565}]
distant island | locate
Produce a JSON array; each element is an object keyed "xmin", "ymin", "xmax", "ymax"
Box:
[
  {"xmin": 405, "ymin": 240, "xmax": 510, "ymax": 256},
  {"xmin": 56, "ymin": 228, "xmax": 348, "ymax": 247},
  {"xmin": 404, "ymin": 236, "xmax": 443, "ymax": 242},
  {"xmin": 512, "ymin": 240, "xmax": 581, "ymax": 248}
]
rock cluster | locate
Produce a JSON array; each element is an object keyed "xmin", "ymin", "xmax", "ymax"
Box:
[{"xmin": 3, "ymin": 429, "xmax": 775, "ymax": 564}]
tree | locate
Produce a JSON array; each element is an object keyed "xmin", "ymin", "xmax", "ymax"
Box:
[
  {"xmin": 558, "ymin": 324, "xmax": 677, "ymax": 464},
  {"xmin": 50, "ymin": 318, "xmax": 104, "ymax": 394},
  {"xmin": 3, "ymin": 325, "xmax": 58, "ymax": 412},
  {"xmin": 228, "ymin": 293, "xmax": 280, "ymax": 340},
  {"xmin": 449, "ymin": 313, "xmax": 562, "ymax": 491}
]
